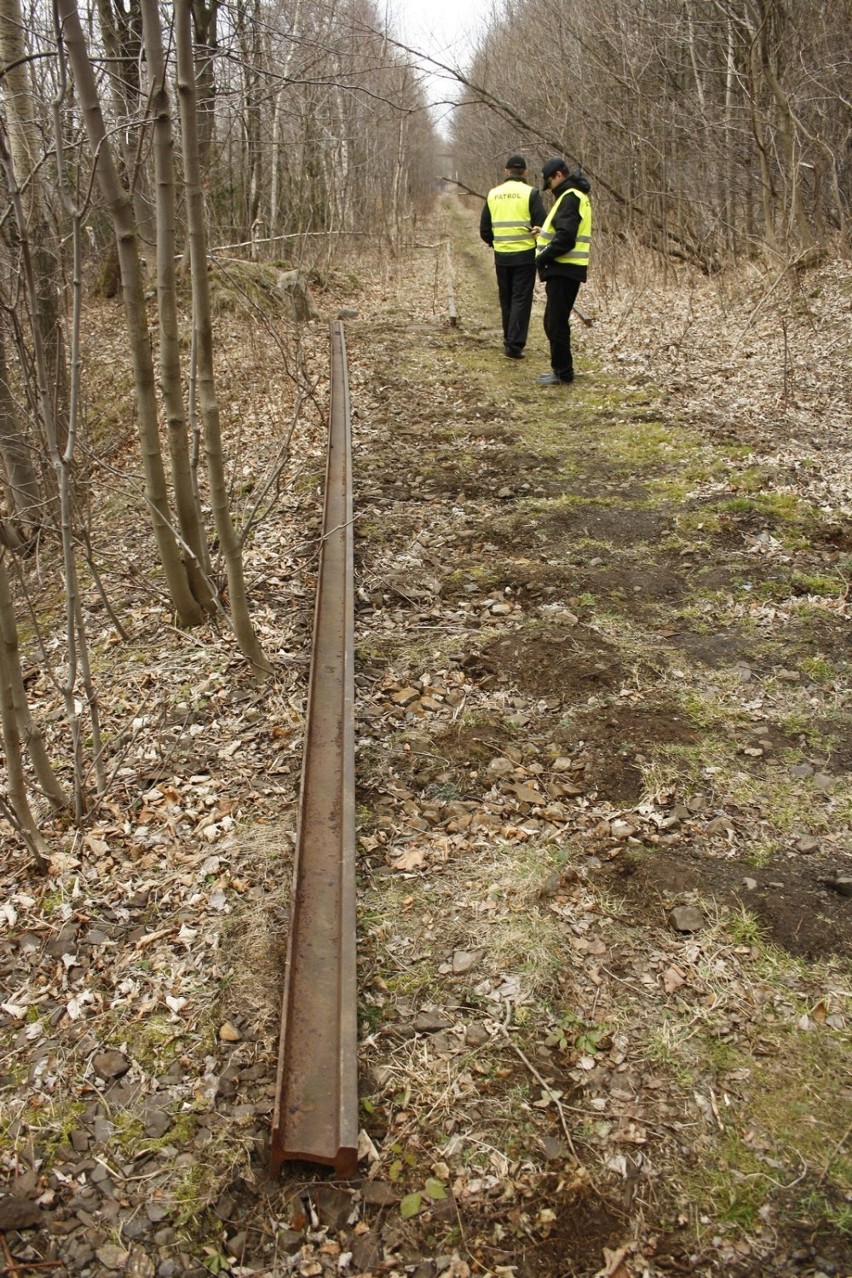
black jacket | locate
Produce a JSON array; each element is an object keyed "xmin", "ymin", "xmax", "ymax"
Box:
[
  {"xmin": 480, "ymin": 183, "xmax": 547, "ymax": 266},
  {"xmin": 536, "ymin": 172, "xmax": 591, "ymax": 283}
]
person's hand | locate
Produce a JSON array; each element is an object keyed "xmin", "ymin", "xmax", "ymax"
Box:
[{"xmin": 530, "ymin": 225, "xmax": 541, "ymax": 236}]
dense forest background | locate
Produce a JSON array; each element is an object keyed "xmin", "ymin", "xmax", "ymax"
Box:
[
  {"xmin": 452, "ymin": 0, "xmax": 850, "ymax": 266},
  {"xmin": 0, "ymin": 0, "xmax": 849, "ymax": 846}
]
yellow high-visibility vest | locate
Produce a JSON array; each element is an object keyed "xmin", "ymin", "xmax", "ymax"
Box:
[
  {"xmin": 486, "ymin": 180, "xmax": 536, "ymax": 254},
  {"xmin": 536, "ymin": 187, "xmax": 592, "ymax": 268}
]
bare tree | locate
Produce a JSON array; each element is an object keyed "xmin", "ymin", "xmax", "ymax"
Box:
[
  {"xmin": 56, "ymin": 0, "xmax": 205, "ymax": 628},
  {"xmin": 175, "ymin": 0, "xmax": 272, "ymax": 677},
  {"xmin": 0, "ymin": 0, "xmax": 64, "ymax": 525},
  {"xmin": 0, "ymin": 552, "xmax": 68, "ymax": 814},
  {"xmin": 141, "ymin": 0, "xmax": 215, "ymax": 613},
  {"xmin": 0, "ymin": 318, "xmax": 42, "ymax": 538},
  {"xmin": 205, "ymin": 0, "xmax": 439, "ymax": 253},
  {"xmin": 234, "ymin": 0, "xmax": 264, "ymax": 254},
  {"xmin": 269, "ymin": 0, "xmax": 304, "ymax": 239},
  {"xmin": 0, "ymin": 110, "xmax": 100, "ymax": 820},
  {"xmin": 191, "ymin": 0, "xmax": 220, "ymax": 172},
  {"xmin": 94, "ymin": 0, "xmax": 158, "ymax": 275},
  {"xmin": 0, "ymin": 556, "xmax": 50, "ymax": 867}
]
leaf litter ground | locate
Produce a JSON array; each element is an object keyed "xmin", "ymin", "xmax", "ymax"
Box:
[{"xmin": 0, "ymin": 201, "xmax": 850, "ymax": 1278}]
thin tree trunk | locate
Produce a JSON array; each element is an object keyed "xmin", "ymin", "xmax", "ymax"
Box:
[
  {"xmin": 53, "ymin": 75, "xmax": 108, "ymax": 800},
  {"xmin": 724, "ymin": 17, "xmax": 737, "ymax": 256},
  {"xmin": 268, "ymin": 0, "xmax": 303, "ymax": 239},
  {"xmin": 0, "ymin": 0, "xmax": 68, "ymax": 461},
  {"xmin": 747, "ymin": 34, "xmax": 778, "ymax": 252},
  {"xmin": 390, "ymin": 113, "xmax": 406, "ymax": 255},
  {"xmin": 238, "ymin": 0, "xmax": 263, "ymax": 248},
  {"xmin": 0, "ymin": 319, "xmax": 42, "ymax": 536},
  {"xmin": 141, "ymin": 0, "xmax": 214, "ymax": 609},
  {"xmin": 190, "ymin": 0, "xmax": 219, "ymax": 172},
  {"xmin": 757, "ymin": 13, "xmax": 811, "ymax": 251},
  {"xmin": 0, "ymin": 555, "xmax": 68, "ymax": 811},
  {"xmin": 2, "ymin": 103, "xmax": 107, "ymax": 814},
  {"xmin": 175, "ymin": 0, "xmax": 272, "ymax": 677},
  {"xmin": 0, "ymin": 591, "xmax": 49, "ymax": 868},
  {"xmin": 95, "ymin": 0, "xmax": 157, "ymax": 277},
  {"xmin": 56, "ymin": 0, "xmax": 203, "ymax": 628},
  {"xmin": 270, "ymin": 88, "xmax": 282, "ymax": 237}
]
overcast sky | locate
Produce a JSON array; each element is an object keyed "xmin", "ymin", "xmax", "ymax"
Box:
[{"xmin": 388, "ymin": 0, "xmax": 492, "ymax": 134}]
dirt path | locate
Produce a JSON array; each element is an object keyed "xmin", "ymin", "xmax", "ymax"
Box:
[
  {"xmin": 341, "ymin": 198, "xmax": 851, "ymax": 1276},
  {"xmin": 352, "ymin": 198, "xmax": 851, "ymax": 958}
]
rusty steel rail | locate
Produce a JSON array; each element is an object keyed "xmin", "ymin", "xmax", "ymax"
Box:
[
  {"xmin": 270, "ymin": 320, "xmax": 358, "ymax": 1178},
  {"xmin": 445, "ymin": 242, "xmax": 458, "ymax": 326}
]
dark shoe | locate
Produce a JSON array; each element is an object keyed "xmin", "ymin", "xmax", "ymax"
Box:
[
  {"xmin": 504, "ymin": 345, "xmax": 524, "ymax": 359},
  {"xmin": 536, "ymin": 371, "xmax": 573, "ymax": 385}
]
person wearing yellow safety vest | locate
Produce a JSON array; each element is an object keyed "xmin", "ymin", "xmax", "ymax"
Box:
[
  {"xmin": 535, "ymin": 158, "xmax": 592, "ymax": 385},
  {"xmin": 480, "ymin": 155, "xmax": 546, "ymax": 360}
]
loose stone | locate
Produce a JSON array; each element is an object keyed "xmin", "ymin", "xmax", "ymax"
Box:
[
  {"xmin": 668, "ymin": 905, "xmax": 704, "ymax": 933},
  {"xmin": 92, "ymin": 1050, "xmax": 130, "ymax": 1081}
]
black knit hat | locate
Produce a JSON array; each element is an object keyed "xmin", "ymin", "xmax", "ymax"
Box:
[
  {"xmin": 542, "ymin": 157, "xmax": 566, "ymax": 180},
  {"xmin": 505, "ymin": 154, "xmax": 527, "ymax": 170}
]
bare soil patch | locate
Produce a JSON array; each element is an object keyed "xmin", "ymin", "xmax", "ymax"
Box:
[
  {"xmin": 609, "ymin": 848, "xmax": 852, "ymax": 961},
  {"xmin": 535, "ymin": 502, "xmax": 675, "ymax": 548},
  {"xmin": 483, "ymin": 625, "xmax": 625, "ymax": 702}
]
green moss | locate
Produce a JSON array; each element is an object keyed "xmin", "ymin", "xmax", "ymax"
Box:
[
  {"xmin": 751, "ymin": 573, "xmax": 845, "ymax": 603},
  {"xmin": 725, "ymin": 907, "xmax": 770, "ymax": 946},
  {"xmin": 113, "ymin": 1111, "xmax": 146, "ymax": 1149},
  {"xmin": 681, "ymin": 749, "xmax": 834, "ymax": 833},
  {"xmin": 776, "ymin": 709, "xmax": 811, "ymax": 737},
  {"xmin": 744, "ymin": 839, "xmax": 775, "ymax": 868},
  {"xmin": 12, "ymin": 1099, "xmax": 88, "ymax": 1159},
  {"xmin": 799, "ymin": 1188, "xmax": 852, "ymax": 1238},
  {"xmin": 800, "ymin": 655, "xmax": 838, "ymax": 683},
  {"xmin": 667, "ymin": 508, "xmax": 723, "ymax": 539},
  {"xmin": 385, "ymin": 964, "xmax": 439, "ymax": 999},
  {"xmin": 208, "ymin": 261, "xmax": 282, "ymax": 315},
  {"xmin": 728, "ymin": 465, "xmax": 778, "ymax": 494},
  {"xmin": 523, "ymin": 492, "xmax": 587, "ymax": 514},
  {"xmin": 124, "ymin": 1013, "xmax": 183, "ymax": 1072},
  {"xmin": 606, "ymin": 419, "xmax": 696, "ymax": 467},
  {"xmin": 139, "ymin": 1110, "xmax": 197, "ymax": 1154},
  {"xmin": 707, "ymin": 1137, "xmax": 767, "ymax": 1227},
  {"xmin": 681, "ymin": 1019, "xmax": 851, "ymax": 1234},
  {"xmin": 717, "ymin": 491, "xmax": 815, "ymax": 523},
  {"xmin": 292, "ymin": 469, "xmax": 324, "ymax": 495},
  {"xmin": 172, "ymin": 1167, "xmax": 220, "ymax": 1228},
  {"xmin": 359, "ymin": 1003, "xmax": 383, "ymax": 1034}
]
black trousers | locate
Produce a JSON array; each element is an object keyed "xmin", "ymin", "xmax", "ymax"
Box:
[
  {"xmin": 495, "ymin": 260, "xmax": 536, "ymax": 353},
  {"xmin": 543, "ymin": 276, "xmax": 581, "ymax": 379}
]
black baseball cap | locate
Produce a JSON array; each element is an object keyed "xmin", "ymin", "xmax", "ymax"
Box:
[
  {"xmin": 506, "ymin": 154, "xmax": 527, "ymax": 169},
  {"xmin": 542, "ymin": 157, "xmax": 566, "ymax": 180}
]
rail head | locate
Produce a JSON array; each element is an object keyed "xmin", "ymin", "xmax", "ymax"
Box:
[{"xmin": 270, "ymin": 320, "xmax": 358, "ymax": 1179}]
